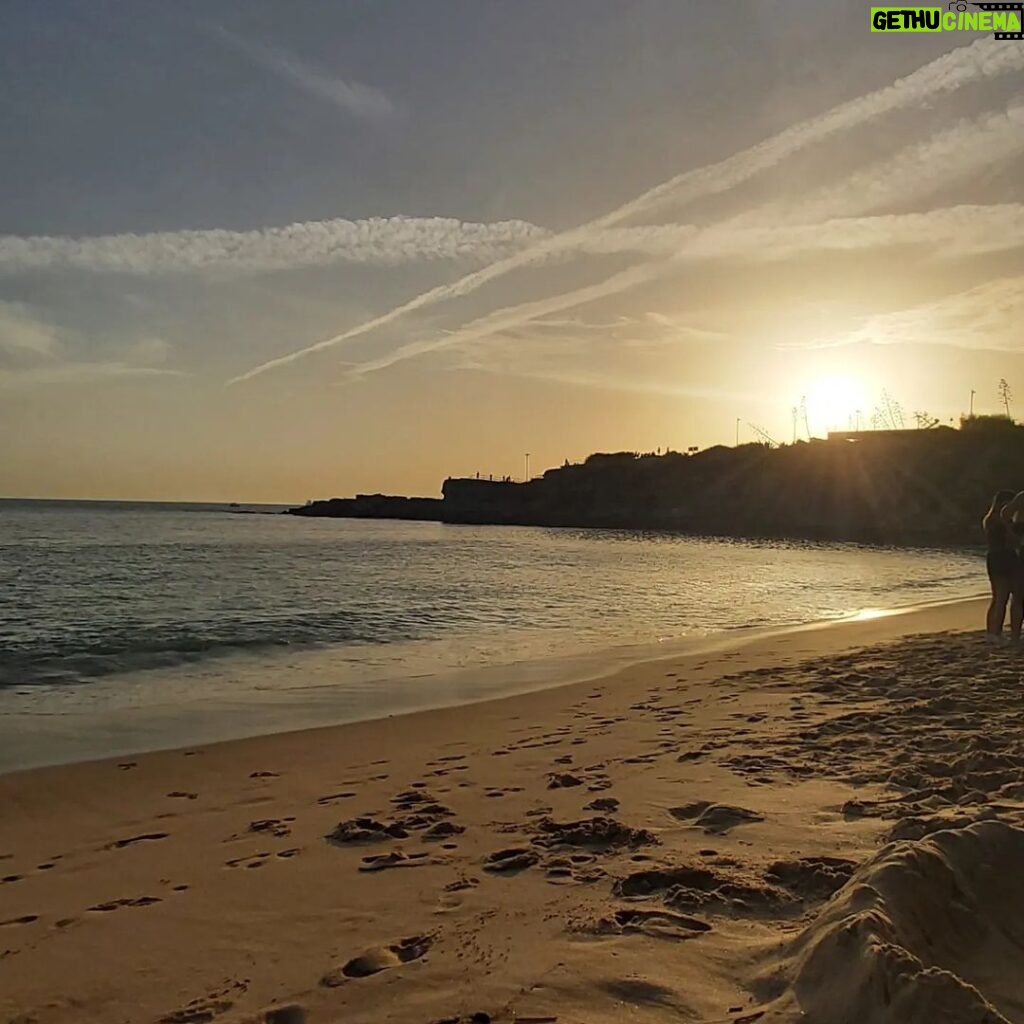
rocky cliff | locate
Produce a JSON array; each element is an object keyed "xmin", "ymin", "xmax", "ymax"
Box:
[{"xmin": 289, "ymin": 417, "xmax": 1024, "ymax": 546}]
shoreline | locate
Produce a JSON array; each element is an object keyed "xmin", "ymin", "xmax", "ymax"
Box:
[
  {"xmin": 3, "ymin": 594, "xmax": 1015, "ymax": 1024},
  {"xmin": 0, "ymin": 596, "xmax": 987, "ymax": 786},
  {"xmin": 0, "ymin": 592, "xmax": 987, "ymax": 778},
  {"xmin": 291, "ymin": 509, "xmax": 993, "ymax": 552}
]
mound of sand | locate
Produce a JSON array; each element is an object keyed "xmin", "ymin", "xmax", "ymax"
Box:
[{"xmin": 760, "ymin": 821, "xmax": 1024, "ymax": 1024}]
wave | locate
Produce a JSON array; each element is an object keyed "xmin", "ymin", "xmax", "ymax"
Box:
[{"xmin": 0, "ymin": 608, "xmax": 463, "ymax": 689}]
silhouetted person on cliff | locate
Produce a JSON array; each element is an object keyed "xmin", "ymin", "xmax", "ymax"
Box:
[{"xmin": 984, "ymin": 490, "xmax": 1018, "ymax": 640}]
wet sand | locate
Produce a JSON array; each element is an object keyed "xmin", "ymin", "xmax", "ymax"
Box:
[{"xmin": 3, "ymin": 597, "xmax": 1022, "ymax": 1024}]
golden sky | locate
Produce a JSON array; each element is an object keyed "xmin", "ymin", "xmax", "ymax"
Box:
[{"xmin": 1, "ymin": 5, "xmax": 1023, "ymax": 501}]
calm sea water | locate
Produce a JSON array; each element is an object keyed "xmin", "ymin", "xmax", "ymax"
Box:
[{"xmin": 0, "ymin": 498, "xmax": 985, "ymax": 771}]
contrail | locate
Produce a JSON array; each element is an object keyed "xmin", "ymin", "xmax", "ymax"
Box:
[
  {"xmin": 334, "ymin": 201, "xmax": 1024, "ymax": 380},
  {"xmin": 229, "ymin": 38, "xmax": 1023, "ymax": 385},
  {"xmin": 333, "ymin": 98, "xmax": 1024, "ymax": 379}
]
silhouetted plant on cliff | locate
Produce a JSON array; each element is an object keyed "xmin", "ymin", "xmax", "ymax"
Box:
[{"xmin": 998, "ymin": 378, "xmax": 1013, "ymax": 418}]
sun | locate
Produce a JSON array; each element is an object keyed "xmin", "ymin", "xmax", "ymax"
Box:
[{"xmin": 802, "ymin": 375, "xmax": 870, "ymax": 434}]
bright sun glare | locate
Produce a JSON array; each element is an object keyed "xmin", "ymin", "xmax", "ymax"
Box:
[{"xmin": 803, "ymin": 375, "xmax": 871, "ymax": 434}]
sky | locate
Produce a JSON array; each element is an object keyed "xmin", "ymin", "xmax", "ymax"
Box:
[{"xmin": 2, "ymin": 0, "xmax": 1023, "ymax": 501}]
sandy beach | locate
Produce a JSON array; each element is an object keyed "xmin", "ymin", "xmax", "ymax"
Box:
[{"xmin": 3, "ymin": 597, "xmax": 1022, "ymax": 1024}]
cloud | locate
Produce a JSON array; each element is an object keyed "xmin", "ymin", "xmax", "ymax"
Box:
[
  {"xmin": 0, "ymin": 303, "xmax": 184, "ymax": 387},
  {"xmin": 585, "ymin": 38, "xmax": 1024, "ymax": 227},
  {"xmin": 568, "ymin": 204, "xmax": 1024, "ymax": 262},
  {"xmin": 756, "ymin": 97, "xmax": 1024, "ymax": 225},
  {"xmin": 330, "ymin": 203, "xmax": 1024, "ymax": 380},
  {"xmin": 0, "ymin": 216, "xmax": 550, "ymax": 276},
  {"xmin": 0, "ymin": 362, "xmax": 186, "ymax": 389},
  {"xmin": 460, "ymin": 361, "xmax": 750, "ymax": 402},
  {"xmin": 0, "ymin": 301, "xmax": 61, "ymax": 360},
  {"xmin": 336, "ymin": 262, "xmax": 668, "ymax": 381},
  {"xmin": 122, "ymin": 336, "xmax": 172, "ymax": 366},
  {"xmin": 211, "ymin": 26, "xmax": 397, "ymax": 122},
  {"xmin": 815, "ymin": 276, "xmax": 1024, "ymax": 353},
  {"xmin": 229, "ymin": 36, "xmax": 1024, "ymax": 384},
  {"xmin": 454, "ymin": 318, "xmax": 749, "ymax": 400},
  {"xmin": 499, "ymin": 314, "xmax": 728, "ymax": 344}
]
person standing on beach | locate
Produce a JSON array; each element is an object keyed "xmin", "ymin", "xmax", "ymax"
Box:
[
  {"xmin": 1001, "ymin": 490, "xmax": 1024, "ymax": 641},
  {"xmin": 984, "ymin": 490, "xmax": 1018, "ymax": 640}
]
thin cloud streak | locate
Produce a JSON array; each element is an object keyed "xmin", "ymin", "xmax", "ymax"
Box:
[
  {"xmin": 327, "ymin": 95, "xmax": 1024, "ymax": 378},
  {"xmin": 756, "ymin": 97, "xmax": 1024, "ymax": 226},
  {"xmin": 0, "ymin": 301, "xmax": 60, "ymax": 358},
  {"xmin": 458, "ymin": 361, "xmax": 753, "ymax": 402},
  {"xmin": 229, "ymin": 37, "xmax": 1024, "ymax": 385},
  {"xmin": 336, "ymin": 263, "xmax": 667, "ymax": 382},
  {"xmin": 0, "ymin": 363, "xmax": 188, "ymax": 388},
  {"xmin": 335, "ymin": 202, "xmax": 1024, "ymax": 381},
  {"xmin": 571, "ymin": 204, "xmax": 1024, "ymax": 261},
  {"xmin": 810, "ymin": 276, "xmax": 1024, "ymax": 353},
  {"xmin": 0, "ymin": 217, "xmax": 550, "ymax": 276},
  {"xmin": 211, "ymin": 26, "xmax": 397, "ymax": 122}
]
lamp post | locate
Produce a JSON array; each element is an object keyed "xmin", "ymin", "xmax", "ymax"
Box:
[{"xmin": 524, "ymin": 452, "xmax": 530, "ymax": 481}]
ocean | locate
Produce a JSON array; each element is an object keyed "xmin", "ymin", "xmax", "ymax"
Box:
[{"xmin": 0, "ymin": 498, "xmax": 986, "ymax": 772}]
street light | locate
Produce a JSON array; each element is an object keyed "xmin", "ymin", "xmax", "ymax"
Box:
[{"xmin": 524, "ymin": 452, "xmax": 530, "ymax": 481}]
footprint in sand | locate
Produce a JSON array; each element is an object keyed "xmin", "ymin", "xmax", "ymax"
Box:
[
  {"xmin": 106, "ymin": 832, "xmax": 169, "ymax": 850},
  {"xmin": 167, "ymin": 791, "xmax": 198, "ymax": 800},
  {"xmin": 669, "ymin": 802, "xmax": 764, "ymax": 834},
  {"xmin": 261, "ymin": 1007, "xmax": 305, "ymax": 1024},
  {"xmin": 436, "ymin": 875, "xmax": 481, "ymax": 912},
  {"xmin": 444, "ymin": 876, "xmax": 480, "ymax": 893},
  {"xmin": 320, "ymin": 934, "xmax": 434, "ymax": 983},
  {"xmin": 764, "ymin": 856, "xmax": 856, "ymax": 900},
  {"xmin": 595, "ymin": 907, "xmax": 712, "ymax": 941},
  {"xmin": 316, "ymin": 791, "xmax": 356, "ymax": 805},
  {"xmin": 249, "ymin": 818, "xmax": 294, "ymax": 838},
  {"xmin": 88, "ymin": 896, "xmax": 161, "ymax": 912},
  {"xmin": 225, "ymin": 852, "xmax": 271, "ymax": 869},
  {"xmin": 326, "ymin": 818, "xmax": 410, "ymax": 844},
  {"xmin": 613, "ymin": 863, "xmax": 788, "ymax": 915},
  {"xmin": 225, "ymin": 849, "xmax": 298, "ymax": 869},
  {"xmin": 544, "ymin": 854, "xmax": 605, "ymax": 885},
  {"xmin": 482, "ymin": 848, "xmax": 540, "ymax": 874},
  {"xmin": 1, "ymin": 915, "xmax": 38, "ymax": 927},
  {"xmin": 158, "ymin": 981, "xmax": 251, "ymax": 1024},
  {"xmin": 359, "ymin": 850, "xmax": 433, "ymax": 873},
  {"xmin": 548, "ymin": 770, "xmax": 581, "ymax": 786},
  {"xmin": 531, "ymin": 816, "xmax": 656, "ymax": 852},
  {"xmin": 158, "ymin": 998, "xmax": 234, "ymax": 1023},
  {"xmin": 422, "ymin": 821, "xmax": 465, "ymax": 841}
]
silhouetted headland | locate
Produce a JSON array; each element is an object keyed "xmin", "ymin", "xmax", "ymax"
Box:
[
  {"xmin": 287, "ymin": 416, "xmax": 1023, "ymax": 546},
  {"xmin": 288, "ymin": 493, "xmax": 443, "ymax": 521}
]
